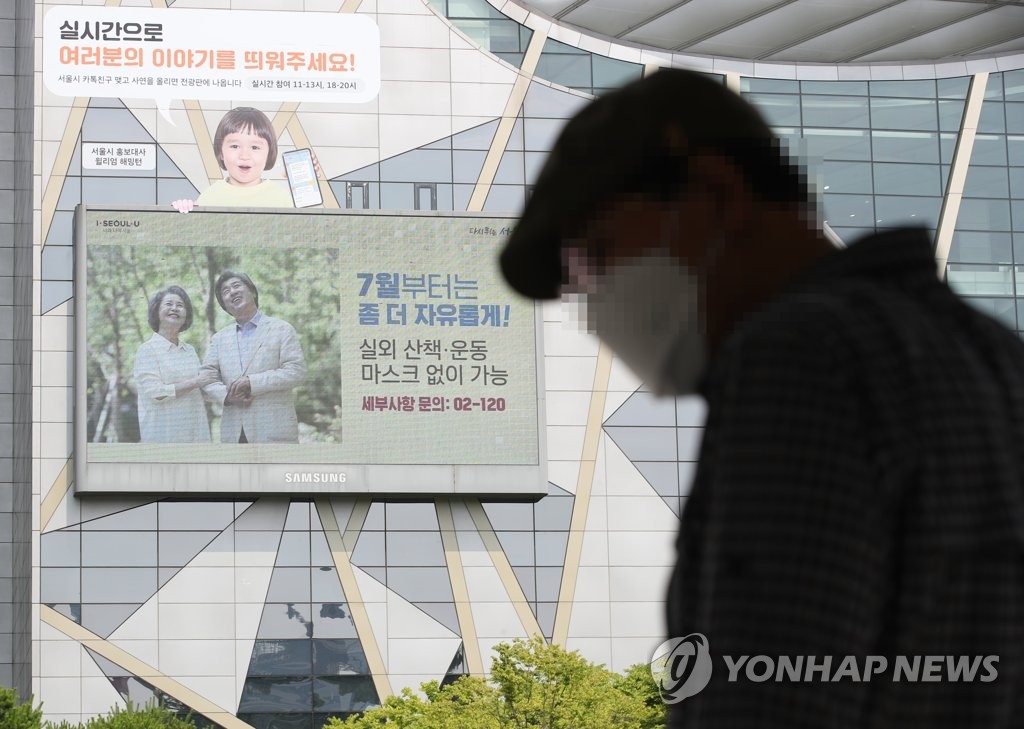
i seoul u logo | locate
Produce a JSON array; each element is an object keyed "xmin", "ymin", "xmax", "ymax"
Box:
[{"xmin": 650, "ymin": 633, "xmax": 713, "ymax": 704}]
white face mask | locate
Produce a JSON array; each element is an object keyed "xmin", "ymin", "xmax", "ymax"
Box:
[{"xmin": 577, "ymin": 252, "xmax": 707, "ymax": 396}]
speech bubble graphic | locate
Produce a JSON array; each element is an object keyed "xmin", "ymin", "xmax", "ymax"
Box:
[
  {"xmin": 650, "ymin": 633, "xmax": 714, "ymax": 704},
  {"xmin": 43, "ymin": 6, "xmax": 381, "ymax": 112}
]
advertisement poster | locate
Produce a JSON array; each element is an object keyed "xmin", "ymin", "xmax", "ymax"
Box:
[{"xmin": 77, "ymin": 207, "xmax": 545, "ymax": 495}]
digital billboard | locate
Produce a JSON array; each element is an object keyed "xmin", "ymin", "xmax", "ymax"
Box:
[{"xmin": 75, "ymin": 206, "xmax": 545, "ymax": 496}]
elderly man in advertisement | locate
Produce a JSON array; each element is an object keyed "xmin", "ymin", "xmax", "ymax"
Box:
[
  {"xmin": 202, "ymin": 270, "xmax": 307, "ymax": 443},
  {"xmin": 500, "ymin": 68, "xmax": 1024, "ymax": 728}
]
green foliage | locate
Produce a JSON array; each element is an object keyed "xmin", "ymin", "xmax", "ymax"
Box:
[
  {"xmin": 74, "ymin": 703, "xmax": 196, "ymax": 729},
  {"xmin": 0, "ymin": 689, "xmax": 196, "ymax": 729},
  {"xmin": 328, "ymin": 677, "xmax": 502, "ymax": 729},
  {"xmin": 0, "ymin": 687, "xmax": 43, "ymax": 729},
  {"xmin": 326, "ymin": 637, "xmax": 666, "ymax": 729}
]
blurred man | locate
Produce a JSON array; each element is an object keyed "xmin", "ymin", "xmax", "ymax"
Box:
[
  {"xmin": 500, "ymin": 69, "xmax": 1024, "ymax": 727},
  {"xmin": 202, "ymin": 270, "xmax": 306, "ymax": 443}
]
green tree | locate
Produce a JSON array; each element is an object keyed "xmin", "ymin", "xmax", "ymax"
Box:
[
  {"xmin": 327, "ymin": 637, "xmax": 665, "ymax": 728},
  {"xmin": 0, "ymin": 687, "xmax": 42, "ymax": 729}
]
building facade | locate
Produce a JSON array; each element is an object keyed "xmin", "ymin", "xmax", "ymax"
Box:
[{"xmin": 0, "ymin": 0, "xmax": 1023, "ymax": 725}]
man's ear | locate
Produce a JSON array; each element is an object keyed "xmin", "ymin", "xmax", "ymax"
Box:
[{"xmin": 686, "ymin": 151, "xmax": 753, "ymax": 238}]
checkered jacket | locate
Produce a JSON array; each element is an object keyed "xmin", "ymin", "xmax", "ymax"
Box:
[{"xmin": 668, "ymin": 228, "xmax": 1024, "ymax": 727}]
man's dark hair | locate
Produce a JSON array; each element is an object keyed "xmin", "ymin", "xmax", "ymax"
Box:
[
  {"xmin": 147, "ymin": 285, "xmax": 194, "ymax": 333},
  {"xmin": 214, "ymin": 271, "xmax": 259, "ymax": 312}
]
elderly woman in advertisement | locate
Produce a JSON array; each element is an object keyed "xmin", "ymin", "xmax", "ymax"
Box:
[{"xmin": 132, "ymin": 286, "xmax": 214, "ymax": 443}]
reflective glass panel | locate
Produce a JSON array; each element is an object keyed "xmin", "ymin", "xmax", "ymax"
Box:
[
  {"xmin": 949, "ymin": 231, "xmax": 1013, "ymax": 264},
  {"xmin": 963, "ymin": 166, "xmax": 1010, "ymax": 198},
  {"xmin": 946, "ymin": 264, "xmax": 1015, "ymax": 297},
  {"xmin": 802, "ymin": 96, "xmax": 870, "ymax": 128},
  {"xmin": 313, "ymin": 639, "xmax": 370, "ymax": 675},
  {"xmin": 874, "ymin": 195, "xmax": 941, "ymax": 229},
  {"xmin": 313, "ymin": 676, "xmax": 377, "ymax": 712},
  {"xmin": 871, "ymin": 131, "xmax": 938, "ymax": 164},
  {"xmin": 872, "ymin": 163, "xmax": 941, "ymax": 196},
  {"xmin": 238, "ymin": 677, "xmax": 313, "ymax": 712},
  {"xmin": 802, "ymin": 129, "xmax": 870, "ymax": 161},
  {"xmin": 745, "ymin": 94, "xmax": 801, "ymax": 127},
  {"xmin": 870, "ymin": 97, "xmax": 937, "ymax": 131},
  {"xmin": 958, "ymin": 198, "xmax": 1011, "ymax": 231},
  {"xmin": 247, "ymin": 640, "xmax": 313, "ymax": 677}
]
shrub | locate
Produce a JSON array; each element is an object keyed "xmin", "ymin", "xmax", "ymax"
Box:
[{"xmin": 0, "ymin": 687, "xmax": 42, "ymax": 729}]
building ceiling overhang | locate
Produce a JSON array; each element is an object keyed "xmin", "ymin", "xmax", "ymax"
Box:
[{"xmin": 509, "ymin": 0, "xmax": 1024, "ymax": 64}]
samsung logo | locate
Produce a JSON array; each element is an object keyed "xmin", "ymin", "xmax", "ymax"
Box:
[
  {"xmin": 96, "ymin": 219, "xmax": 140, "ymax": 228},
  {"xmin": 285, "ymin": 472, "xmax": 347, "ymax": 484}
]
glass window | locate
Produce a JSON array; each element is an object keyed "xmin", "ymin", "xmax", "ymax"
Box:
[
  {"xmin": 345, "ymin": 182, "xmax": 370, "ymax": 210},
  {"xmin": 963, "ymin": 165, "xmax": 1010, "ymax": 198},
  {"xmin": 1005, "ymin": 71, "xmax": 1024, "ymax": 102},
  {"xmin": 958, "ymin": 198, "xmax": 1011, "ymax": 231},
  {"xmin": 1007, "ymin": 103, "xmax": 1024, "ymax": 135},
  {"xmin": 802, "ymin": 96, "xmax": 870, "ymax": 128},
  {"xmin": 385, "ymin": 502, "xmax": 439, "ymax": 530},
  {"xmin": 238, "ymin": 677, "xmax": 313, "ymax": 712},
  {"xmin": 246, "ymin": 639, "xmax": 312, "ymax": 677},
  {"xmin": 1009, "ymin": 135, "xmax": 1024, "ymax": 166},
  {"xmin": 259, "ymin": 603, "xmax": 314, "ymax": 639},
  {"xmin": 870, "ymin": 79, "xmax": 936, "ymax": 98},
  {"xmin": 979, "ymin": 102, "xmax": 1006, "ymax": 134},
  {"xmin": 822, "ymin": 193, "xmax": 874, "ymax": 226},
  {"xmin": 81, "ymin": 567, "xmax": 156, "ymax": 603},
  {"xmin": 940, "ymin": 132, "xmax": 958, "ymax": 165},
  {"xmin": 1010, "ymin": 167, "xmax": 1024, "ymax": 199},
  {"xmin": 742, "ymin": 78, "xmax": 799, "ymax": 93},
  {"xmin": 949, "ymin": 231, "xmax": 1013, "ymax": 264},
  {"xmin": 383, "ymin": 567, "xmax": 453, "ymax": 602},
  {"xmin": 82, "ymin": 532, "xmax": 156, "ymax": 567},
  {"xmin": 801, "ymin": 80, "xmax": 868, "ymax": 96},
  {"xmin": 448, "ymin": 0, "xmax": 502, "ymax": 19},
  {"xmin": 871, "ymin": 131, "xmax": 939, "ymax": 164},
  {"xmin": 829, "ymin": 227, "xmax": 875, "ymax": 245},
  {"xmin": 938, "ymin": 99, "xmax": 966, "ymax": 132},
  {"xmin": 802, "ymin": 128, "xmax": 871, "ymax": 161},
  {"xmin": 821, "ymin": 161, "xmax": 872, "ymax": 193},
  {"xmin": 313, "ymin": 639, "xmax": 370, "ymax": 675},
  {"xmin": 414, "ymin": 183, "xmax": 438, "ymax": 211},
  {"xmin": 985, "ymin": 73, "xmax": 1004, "ymax": 100},
  {"xmin": 872, "ymin": 163, "xmax": 941, "ymax": 196},
  {"xmin": 535, "ymin": 54, "xmax": 591, "ymax": 90},
  {"xmin": 41, "ymin": 531, "xmax": 80, "ymax": 567},
  {"xmin": 379, "ymin": 150, "xmax": 452, "ymax": 184},
  {"xmin": 592, "ymin": 55, "xmax": 642, "ymax": 90},
  {"xmin": 385, "ymin": 531, "xmax": 445, "ymax": 566},
  {"xmin": 870, "ymin": 97, "xmax": 937, "ymax": 131},
  {"xmin": 313, "ymin": 603, "xmax": 358, "ymax": 639},
  {"xmin": 276, "ymin": 532, "xmax": 311, "ymax": 568},
  {"xmin": 312, "ymin": 676, "xmax": 378, "ymax": 712},
  {"xmin": 745, "ymin": 94, "xmax": 801, "ymax": 127},
  {"xmin": 971, "ymin": 134, "xmax": 1008, "ymax": 166},
  {"xmin": 937, "ymin": 77, "xmax": 970, "ymax": 99},
  {"xmin": 874, "ymin": 195, "xmax": 941, "ymax": 229},
  {"xmin": 267, "ymin": 567, "xmax": 313, "ymax": 602},
  {"xmin": 1013, "ymin": 200, "xmax": 1024, "ymax": 231},
  {"xmin": 311, "ymin": 568, "xmax": 345, "ymax": 603},
  {"xmin": 946, "ymin": 263, "xmax": 1015, "ymax": 296}
]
